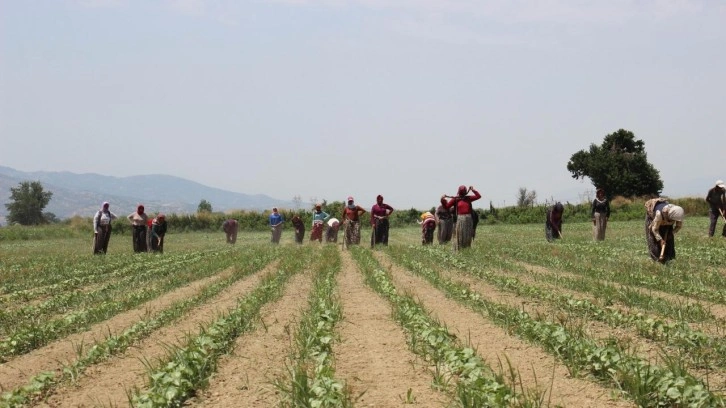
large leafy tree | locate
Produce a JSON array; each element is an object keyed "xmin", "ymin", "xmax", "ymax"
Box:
[
  {"xmin": 567, "ymin": 129, "xmax": 663, "ymax": 198},
  {"xmin": 5, "ymin": 181, "xmax": 53, "ymax": 225}
]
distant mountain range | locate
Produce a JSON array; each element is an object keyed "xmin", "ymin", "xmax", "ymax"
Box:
[{"xmin": 0, "ymin": 166, "xmax": 293, "ymax": 224}]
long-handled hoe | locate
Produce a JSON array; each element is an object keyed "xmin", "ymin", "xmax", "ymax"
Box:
[
  {"xmin": 342, "ymin": 221, "xmax": 348, "ymax": 251},
  {"xmin": 658, "ymin": 230, "xmax": 671, "ymax": 263},
  {"xmin": 371, "ymin": 217, "xmax": 377, "ymax": 249}
]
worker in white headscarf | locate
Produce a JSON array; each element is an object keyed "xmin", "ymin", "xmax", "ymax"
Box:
[{"xmin": 645, "ymin": 199, "xmax": 684, "ymax": 263}]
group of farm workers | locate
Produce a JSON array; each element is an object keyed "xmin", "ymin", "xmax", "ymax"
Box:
[
  {"xmin": 262, "ymin": 186, "xmax": 484, "ymax": 251},
  {"xmin": 257, "ymin": 179, "xmax": 714, "ymax": 266},
  {"xmin": 92, "ymin": 202, "xmax": 167, "ymax": 255},
  {"xmin": 92, "ymin": 179, "xmax": 726, "ymax": 265},
  {"xmin": 264, "ymin": 195, "xmax": 395, "ymax": 248},
  {"xmin": 288, "ymin": 202, "xmax": 342, "ymax": 245},
  {"xmin": 543, "ymin": 187, "xmax": 686, "ymax": 264},
  {"xmin": 543, "ymin": 179, "xmax": 726, "ymax": 264}
]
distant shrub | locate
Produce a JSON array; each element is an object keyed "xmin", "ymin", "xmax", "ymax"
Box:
[
  {"xmin": 0, "ymin": 224, "xmax": 88, "ymax": 241},
  {"xmin": 486, "ymin": 195, "xmax": 708, "ymax": 225},
  {"xmin": 672, "ymin": 197, "xmax": 708, "ymax": 215}
]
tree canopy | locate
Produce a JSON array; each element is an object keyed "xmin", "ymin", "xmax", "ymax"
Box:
[
  {"xmin": 197, "ymin": 199, "xmax": 212, "ymax": 213},
  {"xmin": 5, "ymin": 181, "xmax": 53, "ymax": 225},
  {"xmin": 566, "ymin": 129, "xmax": 663, "ymax": 198},
  {"xmin": 516, "ymin": 188, "xmax": 537, "ymax": 207}
]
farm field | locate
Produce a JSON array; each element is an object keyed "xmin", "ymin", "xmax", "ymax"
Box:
[{"xmin": 1, "ymin": 218, "xmax": 726, "ymax": 407}]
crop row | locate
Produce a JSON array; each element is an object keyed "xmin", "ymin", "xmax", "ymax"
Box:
[
  {"xmin": 0, "ymin": 246, "xmax": 278, "ymax": 408},
  {"xmin": 483, "ymin": 235, "xmax": 726, "ymax": 305},
  {"xmin": 0, "ymin": 247, "xmax": 261, "ymax": 361},
  {"xmin": 349, "ymin": 247, "xmax": 531, "ymax": 407},
  {"xmin": 0, "ymin": 250, "xmax": 194, "ymax": 295},
  {"xmin": 0, "ymin": 252, "xmax": 213, "ymax": 334},
  {"xmin": 384, "ymin": 245, "xmax": 725, "ymax": 407},
  {"xmin": 0, "ymin": 252, "xmax": 196, "ymax": 306},
  {"xmin": 452, "ymin": 244, "xmax": 717, "ymax": 324},
  {"xmin": 276, "ymin": 245, "xmax": 349, "ymax": 407},
  {"xmin": 131, "ymin": 246, "xmax": 312, "ymax": 407},
  {"xmin": 396, "ymin": 245, "xmax": 726, "ymax": 371}
]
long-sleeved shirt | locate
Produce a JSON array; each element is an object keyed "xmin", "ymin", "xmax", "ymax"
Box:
[
  {"xmin": 591, "ymin": 198, "xmax": 610, "ymax": 218},
  {"xmin": 651, "ymin": 208, "xmax": 682, "ymax": 241},
  {"xmin": 151, "ymin": 220, "xmax": 167, "ymax": 239},
  {"xmin": 706, "ymin": 187, "xmax": 726, "ymax": 210},
  {"xmin": 435, "ymin": 205, "xmax": 453, "ymax": 221},
  {"xmin": 128, "ymin": 212, "xmax": 148, "ymax": 227},
  {"xmin": 370, "ymin": 203, "xmax": 393, "ymax": 225},
  {"xmin": 441, "ymin": 189, "xmax": 481, "ymax": 215},
  {"xmin": 547, "ymin": 207, "xmax": 563, "ymax": 230},
  {"xmin": 291, "ymin": 216, "xmax": 304, "ymax": 231},
  {"xmin": 93, "ymin": 210, "xmax": 117, "ymax": 232},
  {"xmin": 421, "ymin": 217, "xmax": 436, "ymax": 230},
  {"xmin": 312, "ymin": 210, "xmax": 329, "ymax": 225},
  {"xmin": 222, "ymin": 219, "xmax": 238, "ymax": 233},
  {"xmin": 269, "ymin": 213, "xmax": 284, "ymax": 227}
]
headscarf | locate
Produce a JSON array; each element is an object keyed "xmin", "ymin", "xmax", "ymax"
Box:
[
  {"xmin": 137, "ymin": 204, "xmax": 145, "ymax": 214},
  {"xmin": 421, "ymin": 212, "xmax": 433, "ymax": 220},
  {"xmin": 102, "ymin": 201, "xmax": 110, "ymax": 210},
  {"xmin": 347, "ymin": 196, "xmax": 356, "ymax": 209},
  {"xmin": 458, "ymin": 185, "xmax": 467, "ymax": 196},
  {"xmin": 376, "ymin": 195, "xmax": 383, "ymax": 203},
  {"xmin": 152, "ymin": 214, "xmax": 165, "ymax": 228},
  {"xmin": 553, "ymin": 202, "xmax": 564, "ymax": 213},
  {"xmin": 667, "ymin": 205, "xmax": 685, "ymax": 222}
]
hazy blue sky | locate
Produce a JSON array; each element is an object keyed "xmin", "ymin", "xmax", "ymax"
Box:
[{"xmin": 2, "ymin": 1, "xmax": 725, "ymax": 209}]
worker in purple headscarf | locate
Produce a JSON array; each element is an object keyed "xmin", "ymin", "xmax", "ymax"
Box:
[{"xmin": 370, "ymin": 194, "xmax": 394, "ymax": 247}]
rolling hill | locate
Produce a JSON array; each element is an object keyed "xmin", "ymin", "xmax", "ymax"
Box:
[{"xmin": 0, "ymin": 166, "xmax": 292, "ymax": 223}]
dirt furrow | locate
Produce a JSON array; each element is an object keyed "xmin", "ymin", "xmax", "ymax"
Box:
[
  {"xmin": 0, "ymin": 268, "xmax": 234, "ymax": 392},
  {"xmin": 375, "ymin": 253, "xmax": 634, "ymax": 408},
  {"xmin": 334, "ymin": 251, "xmax": 448, "ymax": 407},
  {"xmin": 35, "ymin": 263, "xmax": 276, "ymax": 408},
  {"xmin": 432, "ymin": 259, "xmax": 667, "ymax": 366},
  {"xmin": 190, "ymin": 271, "xmax": 313, "ymax": 407}
]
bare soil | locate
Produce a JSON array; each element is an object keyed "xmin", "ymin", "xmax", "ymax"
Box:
[
  {"xmin": 373, "ymin": 252, "xmax": 634, "ymax": 407},
  {"xmin": 34, "ymin": 263, "xmax": 274, "ymax": 407},
  {"xmin": 0, "ymin": 269, "xmax": 233, "ymax": 393},
  {"xmin": 10, "ymin": 244, "xmax": 726, "ymax": 406},
  {"xmin": 189, "ymin": 271, "xmax": 313, "ymax": 407},
  {"xmin": 333, "ymin": 251, "xmax": 448, "ymax": 407}
]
